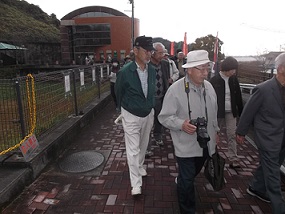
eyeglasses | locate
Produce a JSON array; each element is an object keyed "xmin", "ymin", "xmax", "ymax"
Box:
[
  {"xmin": 194, "ymin": 65, "xmax": 209, "ymax": 72},
  {"xmin": 136, "ymin": 47, "xmax": 154, "ymax": 55}
]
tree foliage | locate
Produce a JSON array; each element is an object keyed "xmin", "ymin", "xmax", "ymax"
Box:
[
  {"xmin": 154, "ymin": 34, "xmax": 225, "ymax": 61},
  {"xmin": 0, "ymin": 0, "xmax": 60, "ymax": 45},
  {"xmin": 190, "ymin": 34, "xmax": 225, "ymax": 61}
]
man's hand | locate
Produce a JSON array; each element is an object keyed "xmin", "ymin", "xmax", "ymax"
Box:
[
  {"xmin": 236, "ymin": 134, "xmax": 245, "ymax": 144},
  {"xmin": 168, "ymin": 78, "xmax": 173, "ymax": 84},
  {"xmin": 182, "ymin": 120, "xmax": 196, "ymax": 134}
]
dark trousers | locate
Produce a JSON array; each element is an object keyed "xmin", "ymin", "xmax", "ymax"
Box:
[
  {"xmin": 251, "ymin": 137, "xmax": 285, "ymax": 214},
  {"xmin": 176, "ymin": 149, "xmax": 209, "ymax": 214},
  {"xmin": 110, "ymin": 82, "xmax": 117, "ymax": 107}
]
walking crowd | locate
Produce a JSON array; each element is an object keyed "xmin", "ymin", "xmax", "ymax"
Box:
[{"xmin": 111, "ymin": 35, "xmax": 285, "ymax": 214}]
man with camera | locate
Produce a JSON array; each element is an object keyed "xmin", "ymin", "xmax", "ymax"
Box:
[{"xmin": 158, "ymin": 50, "xmax": 220, "ymax": 214}]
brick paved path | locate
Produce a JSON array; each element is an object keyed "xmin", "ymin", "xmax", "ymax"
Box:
[{"xmin": 2, "ymin": 102, "xmax": 273, "ymax": 214}]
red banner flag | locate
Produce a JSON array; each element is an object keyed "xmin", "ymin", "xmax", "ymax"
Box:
[
  {"xmin": 183, "ymin": 32, "xmax": 188, "ymax": 55},
  {"xmin": 213, "ymin": 32, "xmax": 219, "ymax": 63},
  {"xmin": 211, "ymin": 32, "xmax": 219, "ymax": 75},
  {"xmin": 170, "ymin": 41, "xmax": 174, "ymax": 56}
]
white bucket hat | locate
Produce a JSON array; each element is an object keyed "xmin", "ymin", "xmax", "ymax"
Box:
[{"xmin": 182, "ymin": 50, "xmax": 211, "ymax": 68}]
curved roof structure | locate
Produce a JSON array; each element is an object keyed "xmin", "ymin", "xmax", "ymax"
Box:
[{"xmin": 61, "ymin": 6, "xmax": 128, "ymax": 20}]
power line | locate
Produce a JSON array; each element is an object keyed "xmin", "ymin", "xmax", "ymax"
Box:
[{"xmin": 240, "ymin": 23, "xmax": 285, "ymax": 34}]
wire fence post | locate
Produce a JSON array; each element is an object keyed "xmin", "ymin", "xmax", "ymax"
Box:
[
  {"xmin": 72, "ymin": 69, "xmax": 79, "ymax": 116},
  {"xmin": 96, "ymin": 65, "xmax": 101, "ymax": 99},
  {"xmin": 15, "ymin": 80, "xmax": 26, "ymax": 138}
]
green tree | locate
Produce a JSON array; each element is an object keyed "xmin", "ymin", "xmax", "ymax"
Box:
[
  {"xmin": 0, "ymin": 0, "xmax": 60, "ymax": 43},
  {"xmin": 154, "ymin": 35, "xmax": 225, "ymax": 59},
  {"xmin": 190, "ymin": 34, "xmax": 225, "ymax": 61},
  {"xmin": 50, "ymin": 13, "xmax": 60, "ymax": 28}
]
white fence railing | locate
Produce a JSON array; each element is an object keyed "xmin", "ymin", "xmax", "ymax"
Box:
[{"xmin": 239, "ymin": 83, "xmax": 256, "ymax": 95}]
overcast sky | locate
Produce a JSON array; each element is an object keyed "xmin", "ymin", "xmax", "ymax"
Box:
[{"xmin": 25, "ymin": 0, "xmax": 285, "ymax": 56}]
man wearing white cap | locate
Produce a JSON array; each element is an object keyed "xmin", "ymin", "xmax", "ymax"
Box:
[{"xmin": 158, "ymin": 50, "xmax": 220, "ymax": 213}]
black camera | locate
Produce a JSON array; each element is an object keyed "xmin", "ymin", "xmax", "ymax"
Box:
[{"xmin": 190, "ymin": 117, "xmax": 210, "ymax": 148}]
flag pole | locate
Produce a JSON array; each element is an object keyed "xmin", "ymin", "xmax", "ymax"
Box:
[
  {"xmin": 183, "ymin": 32, "xmax": 188, "ymax": 55},
  {"xmin": 212, "ymin": 32, "xmax": 219, "ymax": 76},
  {"xmin": 129, "ymin": 0, "xmax": 135, "ymax": 49},
  {"xmin": 170, "ymin": 41, "xmax": 174, "ymax": 56}
]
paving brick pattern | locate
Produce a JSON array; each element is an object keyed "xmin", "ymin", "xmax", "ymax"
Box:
[{"xmin": 2, "ymin": 103, "xmax": 275, "ymax": 214}]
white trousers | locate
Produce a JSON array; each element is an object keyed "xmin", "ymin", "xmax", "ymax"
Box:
[{"xmin": 121, "ymin": 107, "xmax": 154, "ymax": 188}]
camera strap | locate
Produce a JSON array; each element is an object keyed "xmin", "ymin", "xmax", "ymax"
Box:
[{"xmin": 184, "ymin": 78, "xmax": 208, "ymax": 121}]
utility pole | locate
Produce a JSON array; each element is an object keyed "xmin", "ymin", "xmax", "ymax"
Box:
[{"xmin": 129, "ymin": 0, "xmax": 134, "ymax": 48}]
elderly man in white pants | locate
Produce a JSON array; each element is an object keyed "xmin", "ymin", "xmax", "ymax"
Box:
[{"xmin": 115, "ymin": 36, "xmax": 156, "ymax": 196}]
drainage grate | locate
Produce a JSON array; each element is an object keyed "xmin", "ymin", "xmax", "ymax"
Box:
[{"xmin": 59, "ymin": 151, "xmax": 104, "ymax": 173}]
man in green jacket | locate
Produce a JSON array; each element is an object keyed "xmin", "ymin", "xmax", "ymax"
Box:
[{"xmin": 115, "ymin": 36, "xmax": 156, "ymax": 196}]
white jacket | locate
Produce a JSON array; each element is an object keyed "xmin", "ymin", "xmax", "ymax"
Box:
[
  {"xmin": 168, "ymin": 59, "xmax": 179, "ymax": 82},
  {"xmin": 158, "ymin": 77, "xmax": 219, "ymax": 157},
  {"xmin": 109, "ymin": 72, "xmax": 116, "ymax": 83}
]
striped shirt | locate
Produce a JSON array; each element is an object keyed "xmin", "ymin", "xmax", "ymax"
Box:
[{"xmin": 136, "ymin": 62, "xmax": 148, "ymax": 98}]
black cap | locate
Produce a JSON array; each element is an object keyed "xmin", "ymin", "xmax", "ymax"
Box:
[
  {"xmin": 134, "ymin": 36, "xmax": 155, "ymax": 51},
  {"xmin": 221, "ymin": 56, "xmax": 238, "ymax": 71}
]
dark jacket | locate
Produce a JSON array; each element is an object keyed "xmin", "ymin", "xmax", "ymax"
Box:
[
  {"xmin": 210, "ymin": 73, "xmax": 243, "ymax": 118},
  {"xmin": 174, "ymin": 58, "xmax": 187, "ymax": 79},
  {"xmin": 150, "ymin": 59, "xmax": 171, "ymax": 97},
  {"xmin": 174, "ymin": 58, "xmax": 186, "ymax": 69},
  {"xmin": 236, "ymin": 77, "xmax": 284, "ymax": 152},
  {"xmin": 115, "ymin": 61, "xmax": 156, "ymax": 117}
]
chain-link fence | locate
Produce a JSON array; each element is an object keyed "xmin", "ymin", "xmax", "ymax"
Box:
[{"xmin": 0, "ymin": 64, "xmax": 111, "ymax": 155}]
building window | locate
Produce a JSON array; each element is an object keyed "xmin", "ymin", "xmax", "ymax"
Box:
[
  {"xmin": 76, "ymin": 12, "xmax": 115, "ymax": 18},
  {"xmin": 120, "ymin": 50, "xmax": 126, "ymax": 60},
  {"xmin": 71, "ymin": 24, "xmax": 111, "ymax": 50}
]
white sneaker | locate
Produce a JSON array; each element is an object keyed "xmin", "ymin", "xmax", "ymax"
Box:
[
  {"xmin": 131, "ymin": 187, "xmax": 141, "ymax": 196},
  {"xmin": 156, "ymin": 139, "xmax": 164, "ymax": 146},
  {"xmin": 139, "ymin": 167, "xmax": 147, "ymax": 176},
  {"xmin": 145, "ymin": 150, "xmax": 154, "ymax": 157},
  {"xmin": 114, "ymin": 114, "xmax": 123, "ymax": 125}
]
